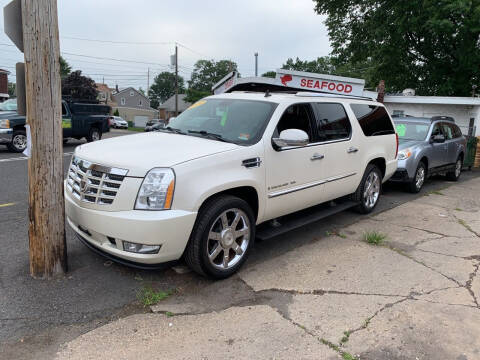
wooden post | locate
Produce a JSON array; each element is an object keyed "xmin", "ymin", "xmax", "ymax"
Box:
[{"xmin": 22, "ymin": 0, "xmax": 67, "ymax": 278}]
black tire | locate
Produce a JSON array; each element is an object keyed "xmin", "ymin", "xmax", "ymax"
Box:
[
  {"xmin": 351, "ymin": 164, "xmax": 382, "ymax": 214},
  {"xmin": 86, "ymin": 127, "xmax": 102, "ymax": 142},
  {"xmin": 7, "ymin": 130, "xmax": 27, "ymax": 153},
  {"xmin": 408, "ymin": 161, "xmax": 427, "ymax": 193},
  {"xmin": 184, "ymin": 195, "xmax": 255, "ymax": 279},
  {"xmin": 446, "ymin": 156, "xmax": 462, "ymax": 181}
]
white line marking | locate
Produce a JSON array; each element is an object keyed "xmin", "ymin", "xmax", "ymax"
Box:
[{"xmin": 0, "ymin": 152, "xmax": 74, "ymax": 163}]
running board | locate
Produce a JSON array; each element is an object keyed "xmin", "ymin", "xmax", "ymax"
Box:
[{"xmin": 256, "ymin": 199, "xmax": 358, "ymax": 241}]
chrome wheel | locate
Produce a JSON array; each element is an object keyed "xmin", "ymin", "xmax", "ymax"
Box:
[
  {"xmin": 207, "ymin": 208, "xmax": 250, "ymax": 270},
  {"xmin": 415, "ymin": 166, "xmax": 425, "ymax": 189},
  {"xmin": 363, "ymin": 171, "xmax": 380, "ymax": 209},
  {"xmin": 455, "ymin": 159, "xmax": 462, "ymax": 177},
  {"xmin": 13, "ymin": 134, "xmax": 27, "ymax": 151}
]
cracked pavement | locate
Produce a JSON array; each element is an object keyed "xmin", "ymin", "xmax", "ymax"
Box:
[{"xmin": 53, "ymin": 175, "xmax": 480, "ymax": 360}]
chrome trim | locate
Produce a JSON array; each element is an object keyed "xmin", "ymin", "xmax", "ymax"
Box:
[
  {"xmin": 242, "ymin": 157, "xmax": 262, "ymax": 168},
  {"xmin": 268, "ymin": 172, "xmax": 357, "ymax": 198},
  {"xmin": 73, "ymin": 156, "xmax": 128, "ymax": 176},
  {"xmin": 310, "ymin": 153, "xmax": 325, "ymax": 161}
]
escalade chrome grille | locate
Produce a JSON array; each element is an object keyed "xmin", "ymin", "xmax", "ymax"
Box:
[{"xmin": 66, "ymin": 156, "xmax": 128, "ymax": 205}]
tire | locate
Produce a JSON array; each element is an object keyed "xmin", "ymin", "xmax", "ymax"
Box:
[
  {"xmin": 184, "ymin": 195, "xmax": 255, "ymax": 279},
  {"xmin": 446, "ymin": 156, "xmax": 462, "ymax": 181},
  {"xmin": 86, "ymin": 127, "xmax": 102, "ymax": 142},
  {"xmin": 7, "ymin": 130, "xmax": 27, "ymax": 153},
  {"xmin": 351, "ymin": 164, "xmax": 382, "ymax": 214},
  {"xmin": 408, "ymin": 161, "xmax": 426, "ymax": 193}
]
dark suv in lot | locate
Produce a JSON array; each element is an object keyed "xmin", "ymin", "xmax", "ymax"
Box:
[{"xmin": 390, "ymin": 116, "xmax": 466, "ymax": 192}]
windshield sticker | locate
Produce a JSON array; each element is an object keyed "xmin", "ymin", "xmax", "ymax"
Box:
[
  {"xmin": 62, "ymin": 118, "xmax": 72, "ymax": 129},
  {"xmin": 220, "ymin": 110, "xmax": 228, "ymax": 127},
  {"xmin": 396, "ymin": 124, "xmax": 406, "ymax": 137},
  {"xmin": 238, "ymin": 133, "xmax": 250, "ymax": 140},
  {"xmin": 187, "ymin": 100, "xmax": 207, "ymax": 110}
]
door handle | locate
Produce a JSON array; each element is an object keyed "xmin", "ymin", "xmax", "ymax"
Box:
[
  {"xmin": 311, "ymin": 153, "xmax": 325, "ymax": 161},
  {"xmin": 347, "ymin": 147, "xmax": 359, "ymax": 153}
]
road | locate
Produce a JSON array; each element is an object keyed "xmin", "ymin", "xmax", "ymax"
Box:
[{"xmin": 1, "ymin": 129, "xmax": 479, "ymax": 359}]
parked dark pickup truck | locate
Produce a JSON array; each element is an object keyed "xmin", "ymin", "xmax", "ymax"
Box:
[{"xmin": 0, "ymin": 100, "xmax": 111, "ymax": 152}]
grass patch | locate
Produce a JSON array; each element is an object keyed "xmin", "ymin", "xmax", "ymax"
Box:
[
  {"xmin": 127, "ymin": 126, "xmax": 145, "ymax": 132},
  {"xmin": 425, "ymin": 189, "xmax": 445, "ymax": 196},
  {"xmin": 364, "ymin": 231, "xmax": 386, "ymax": 245},
  {"xmin": 455, "ymin": 208, "xmax": 463, "ymax": 211},
  {"xmin": 340, "ymin": 331, "xmax": 351, "ymax": 344},
  {"xmin": 458, "ymin": 218, "xmax": 475, "ymax": 233},
  {"xmin": 137, "ymin": 285, "xmax": 174, "ymax": 307},
  {"xmin": 321, "ymin": 338, "xmax": 357, "ymax": 360},
  {"xmin": 165, "ymin": 311, "xmax": 174, "ymax": 317}
]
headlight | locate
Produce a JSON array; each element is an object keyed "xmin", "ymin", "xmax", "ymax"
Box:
[
  {"xmin": 397, "ymin": 149, "xmax": 412, "ymax": 160},
  {"xmin": 0, "ymin": 119, "xmax": 10, "ymax": 128},
  {"xmin": 135, "ymin": 168, "xmax": 175, "ymax": 210}
]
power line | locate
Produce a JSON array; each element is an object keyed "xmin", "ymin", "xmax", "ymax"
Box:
[
  {"xmin": 61, "ymin": 51, "xmax": 169, "ymax": 66},
  {"xmin": 61, "ymin": 36, "xmax": 173, "ymax": 46}
]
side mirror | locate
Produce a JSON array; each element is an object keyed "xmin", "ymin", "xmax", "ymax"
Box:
[
  {"xmin": 272, "ymin": 129, "xmax": 309, "ymax": 148},
  {"xmin": 431, "ymin": 134, "xmax": 445, "ymax": 143}
]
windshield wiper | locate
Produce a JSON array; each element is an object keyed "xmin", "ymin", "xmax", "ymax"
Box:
[
  {"xmin": 187, "ymin": 130, "xmax": 230, "ymax": 143},
  {"xmin": 159, "ymin": 127, "xmax": 186, "ymax": 135}
]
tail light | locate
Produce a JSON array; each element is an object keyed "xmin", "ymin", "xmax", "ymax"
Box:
[{"xmin": 395, "ymin": 133, "xmax": 399, "ymax": 158}]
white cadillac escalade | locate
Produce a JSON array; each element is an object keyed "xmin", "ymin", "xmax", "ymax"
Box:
[{"xmin": 65, "ymin": 91, "xmax": 398, "ymax": 278}]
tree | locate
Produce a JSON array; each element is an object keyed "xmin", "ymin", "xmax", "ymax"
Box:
[
  {"xmin": 282, "ymin": 57, "xmax": 336, "ymax": 74},
  {"xmin": 7, "ymin": 82, "xmax": 15, "ymax": 97},
  {"xmin": 60, "ymin": 56, "xmax": 71, "ymax": 78},
  {"xmin": 148, "ymin": 72, "xmax": 185, "ymax": 109},
  {"xmin": 61, "ymin": 70, "xmax": 98, "ymax": 101},
  {"xmin": 113, "ymin": 108, "xmax": 120, "ymax": 116},
  {"xmin": 262, "ymin": 71, "xmax": 276, "ymax": 78},
  {"xmin": 185, "ymin": 59, "xmax": 237, "ymax": 103},
  {"xmin": 138, "ymin": 87, "xmax": 145, "ymax": 96},
  {"xmin": 313, "ymin": 0, "xmax": 480, "ymax": 96}
]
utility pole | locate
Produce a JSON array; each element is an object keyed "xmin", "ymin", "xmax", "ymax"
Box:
[
  {"xmin": 254, "ymin": 52, "xmax": 258, "ymax": 77},
  {"xmin": 147, "ymin": 67, "xmax": 150, "ymax": 96},
  {"xmin": 175, "ymin": 44, "xmax": 178, "ymax": 116},
  {"xmin": 22, "ymin": 0, "xmax": 67, "ymax": 278}
]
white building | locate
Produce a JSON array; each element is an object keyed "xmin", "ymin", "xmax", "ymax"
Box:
[{"xmin": 214, "ymin": 69, "xmax": 480, "ymax": 136}]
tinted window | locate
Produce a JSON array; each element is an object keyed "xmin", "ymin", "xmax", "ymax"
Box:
[
  {"xmin": 450, "ymin": 123, "xmax": 462, "ymax": 138},
  {"xmin": 313, "ymin": 103, "xmax": 351, "ymax": 141},
  {"xmin": 274, "ymin": 103, "xmax": 315, "ymax": 142},
  {"xmin": 350, "ymin": 104, "xmax": 395, "ymax": 136},
  {"xmin": 431, "ymin": 124, "xmax": 443, "ymax": 137}
]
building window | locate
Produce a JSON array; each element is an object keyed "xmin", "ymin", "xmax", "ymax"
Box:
[
  {"xmin": 121, "ymin": 97, "xmax": 125, "ymax": 105},
  {"xmin": 130, "ymin": 91, "xmax": 134, "ymax": 96},
  {"xmin": 139, "ymin": 100, "xmax": 143, "ymax": 106},
  {"xmin": 393, "ymin": 110, "xmax": 404, "ymax": 116}
]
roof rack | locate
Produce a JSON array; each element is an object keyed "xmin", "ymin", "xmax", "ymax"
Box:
[
  {"xmin": 431, "ymin": 116, "xmax": 455, "ymax": 123},
  {"xmin": 294, "ymin": 91, "xmax": 375, "ymax": 101}
]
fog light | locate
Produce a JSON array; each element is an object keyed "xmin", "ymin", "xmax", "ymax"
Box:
[{"xmin": 122, "ymin": 241, "xmax": 160, "ymax": 254}]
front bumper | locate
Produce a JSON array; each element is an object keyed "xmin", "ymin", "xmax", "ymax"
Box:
[
  {"xmin": 65, "ymin": 188, "xmax": 197, "ymax": 265},
  {"xmin": 388, "ymin": 159, "xmax": 415, "ymax": 183},
  {"xmin": 0, "ymin": 128, "xmax": 12, "ymax": 144}
]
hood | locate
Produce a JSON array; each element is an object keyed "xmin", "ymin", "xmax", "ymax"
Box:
[
  {"xmin": 75, "ymin": 132, "xmax": 239, "ymax": 177},
  {"xmin": 398, "ymin": 139, "xmax": 423, "ymax": 150}
]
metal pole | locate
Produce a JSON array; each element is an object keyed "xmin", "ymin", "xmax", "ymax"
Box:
[
  {"xmin": 147, "ymin": 67, "xmax": 150, "ymax": 96},
  {"xmin": 254, "ymin": 52, "xmax": 258, "ymax": 77},
  {"xmin": 175, "ymin": 44, "xmax": 178, "ymax": 117}
]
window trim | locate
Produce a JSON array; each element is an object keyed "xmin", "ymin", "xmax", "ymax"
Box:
[{"xmin": 121, "ymin": 97, "xmax": 126, "ymax": 105}]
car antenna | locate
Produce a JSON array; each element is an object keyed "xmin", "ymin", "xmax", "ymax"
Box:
[{"xmin": 265, "ymin": 90, "xmax": 271, "ymax": 97}]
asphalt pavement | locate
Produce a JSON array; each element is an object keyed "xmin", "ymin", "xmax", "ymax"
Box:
[{"xmin": 1, "ymin": 130, "xmax": 479, "ymax": 359}]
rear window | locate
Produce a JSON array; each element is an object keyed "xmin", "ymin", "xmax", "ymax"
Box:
[{"xmin": 350, "ymin": 104, "xmax": 395, "ymax": 136}]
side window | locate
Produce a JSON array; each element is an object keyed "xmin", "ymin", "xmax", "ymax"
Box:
[
  {"xmin": 451, "ymin": 124, "xmax": 462, "ymax": 138},
  {"xmin": 350, "ymin": 104, "xmax": 395, "ymax": 136},
  {"xmin": 312, "ymin": 103, "xmax": 351, "ymax": 141},
  {"xmin": 274, "ymin": 103, "xmax": 314, "ymax": 142},
  {"xmin": 62, "ymin": 103, "xmax": 67, "ymax": 116},
  {"xmin": 440, "ymin": 123, "xmax": 453, "ymax": 140},
  {"xmin": 431, "ymin": 124, "xmax": 443, "ymax": 137}
]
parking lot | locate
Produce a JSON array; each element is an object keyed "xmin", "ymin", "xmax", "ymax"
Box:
[{"xmin": 1, "ymin": 129, "xmax": 480, "ymax": 359}]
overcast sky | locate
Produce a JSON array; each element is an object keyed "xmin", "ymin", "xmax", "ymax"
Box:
[{"xmin": 0, "ymin": 0, "xmax": 331, "ymax": 90}]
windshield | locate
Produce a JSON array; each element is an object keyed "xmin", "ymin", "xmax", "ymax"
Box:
[
  {"xmin": 394, "ymin": 121, "xmax": 430, "ymax": 141},
  {"xmin": 168, "ymin": 98, "xmax": 277, "ymax": 145},
  {"xmin": 0, "ymin": 99, "xmax": 17, "ymax": 111}
]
